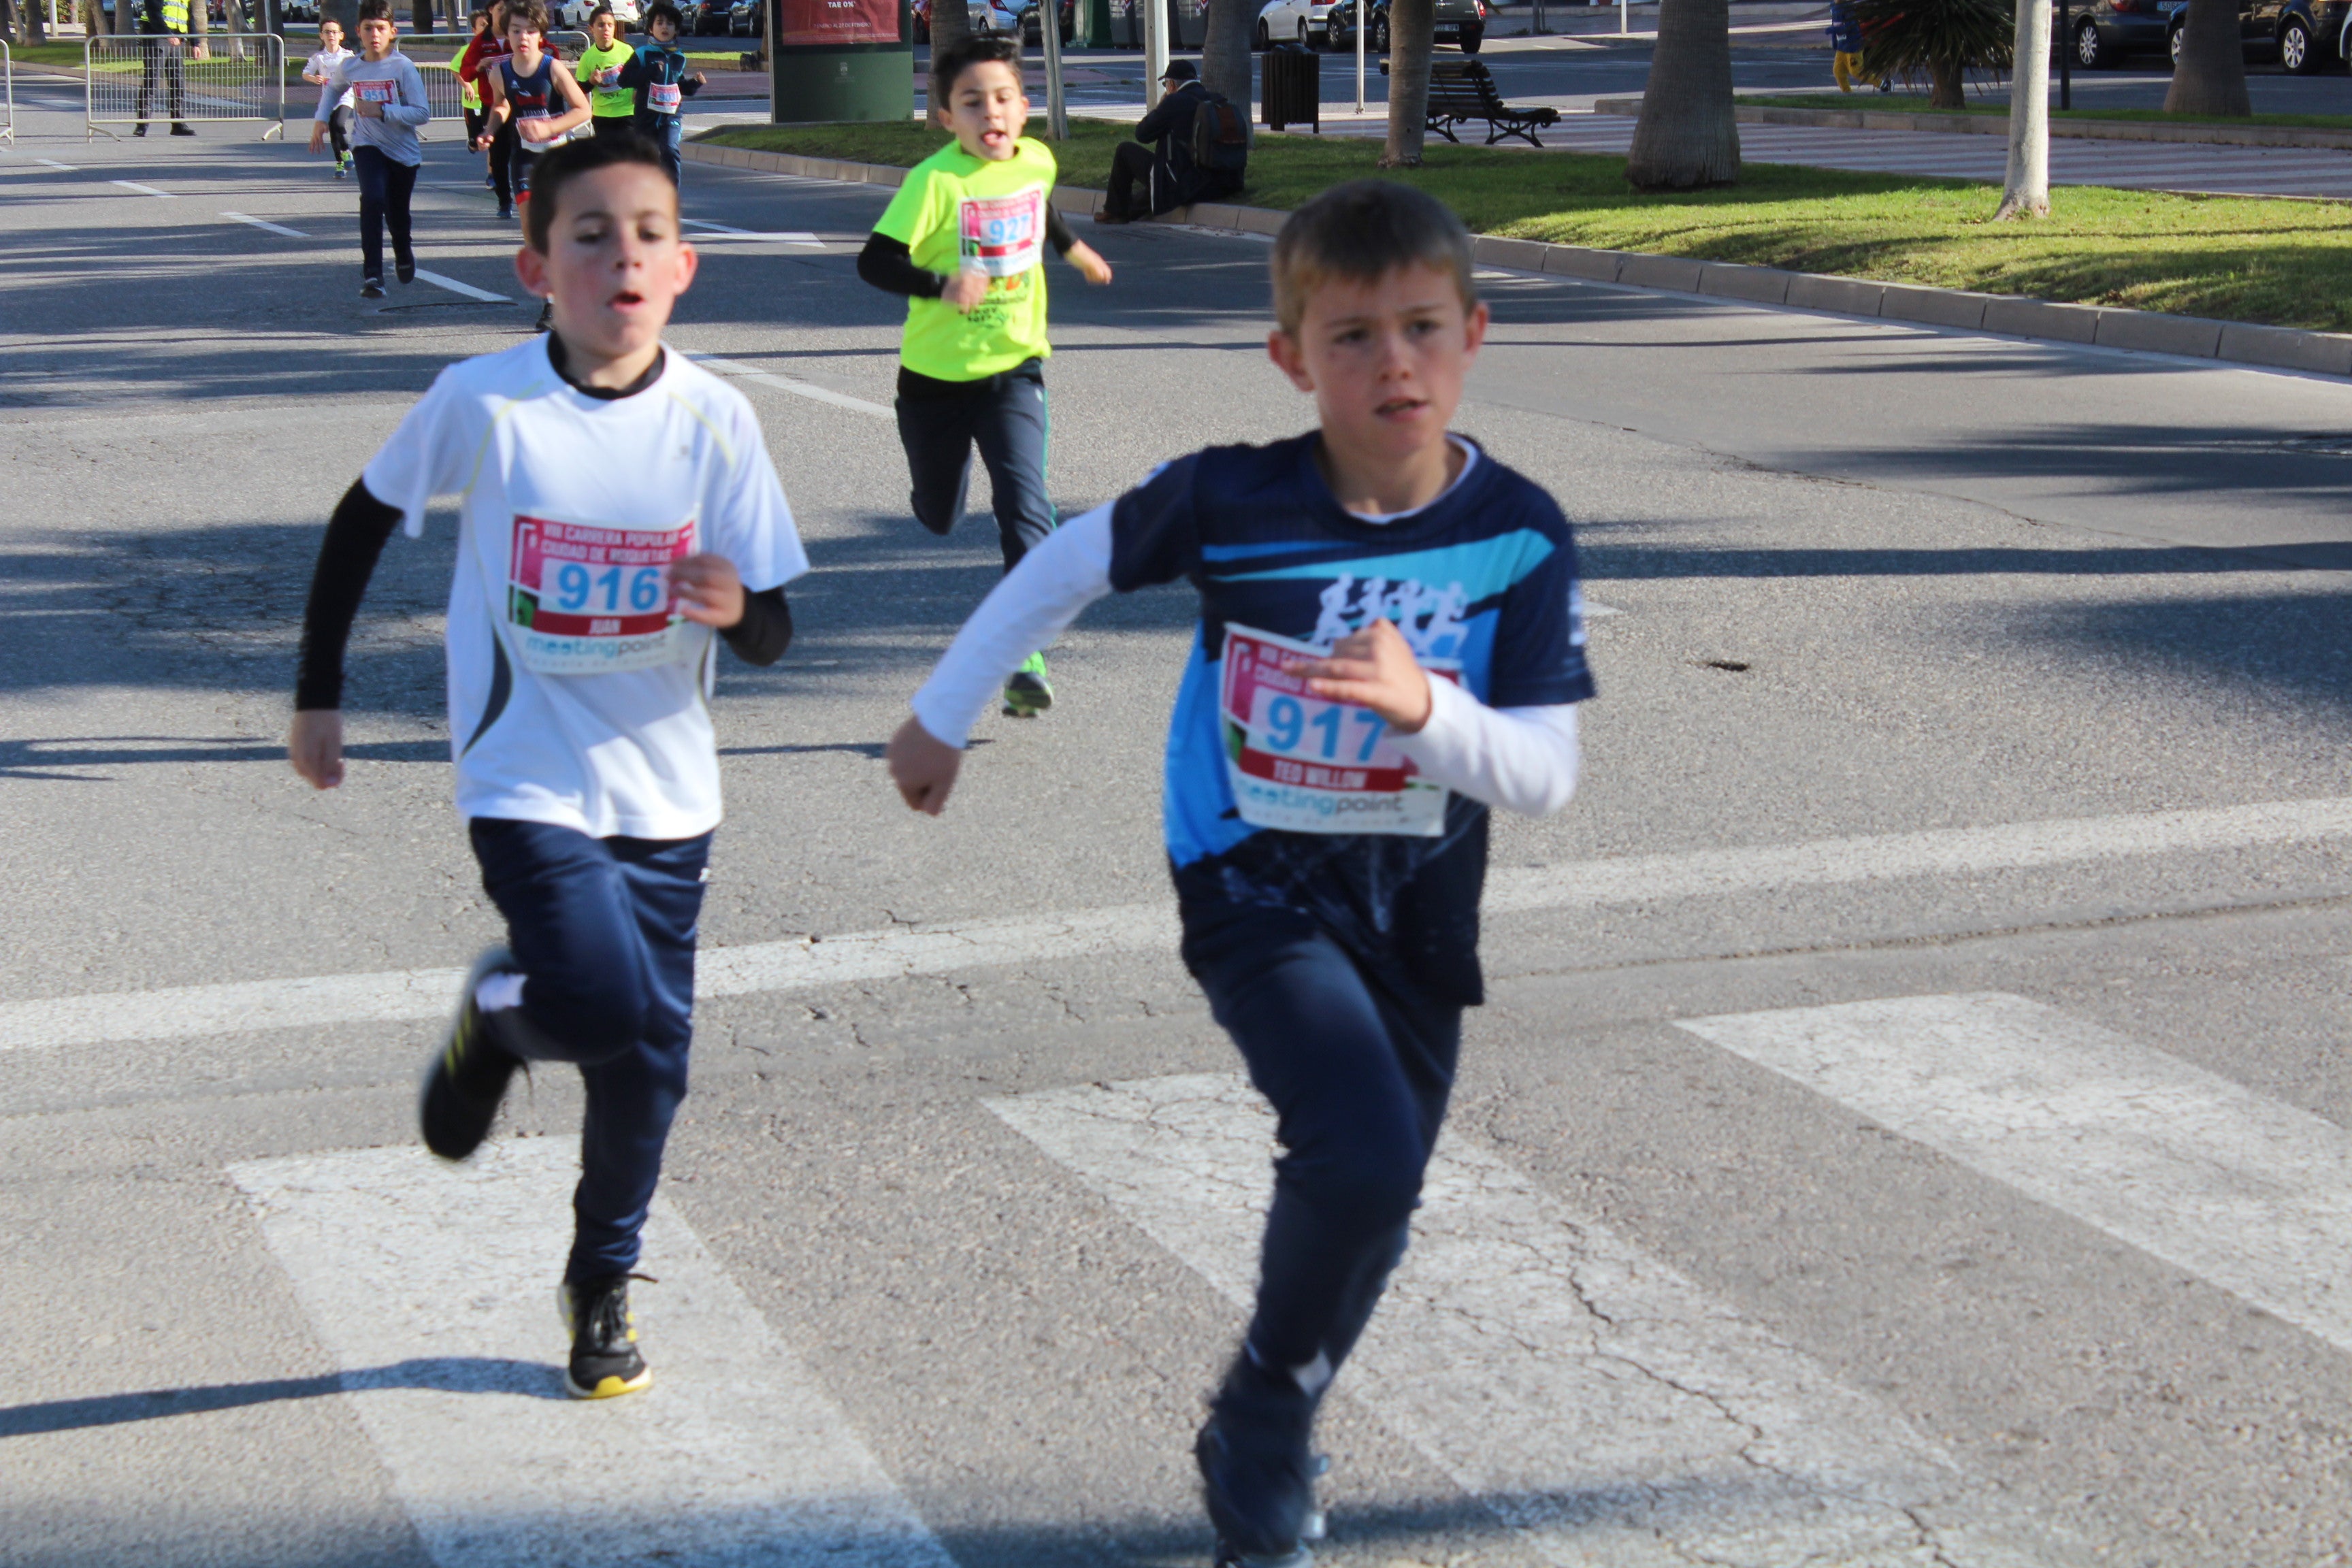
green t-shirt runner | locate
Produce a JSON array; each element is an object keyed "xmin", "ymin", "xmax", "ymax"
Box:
[
  {"xmin": 578, "ymin": 37, "xmax": 636, "ymax": 120},
  {"xmin": 873, "ymin": 135, "xmax": 1061, "ymax": 383}
]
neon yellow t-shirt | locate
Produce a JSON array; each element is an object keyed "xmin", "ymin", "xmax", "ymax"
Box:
[
  {"xmin": 578, "ymin": 39, "xmax": 635, "ymax": 118},
  {"xmin": 873, "ymin": 137, "xmax": 1058, "ymax": 383}
]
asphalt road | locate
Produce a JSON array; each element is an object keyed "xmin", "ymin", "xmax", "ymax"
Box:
[{"xmin": 5, "ymin": 75, "xmax": 2352, "ymax": 1568}]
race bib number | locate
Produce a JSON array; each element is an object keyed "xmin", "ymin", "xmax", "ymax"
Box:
[
  {"xmin": 648, "ymin": 80, "xmax": 682, "ymax": 112},
  {"xmin": 1218, "ymin": 623, "xmax": 1456, "ymax": 838},
  {"xmin": 507, "ymin": 513, "xmax": 696, "ymax": 675},
  {"xmin": 958, "ymin": 186, "xmax": 1044, "ymax": 278},
  {"xmin": 353, "ymin": 78, "xmax": 396, "ymax": 105}
]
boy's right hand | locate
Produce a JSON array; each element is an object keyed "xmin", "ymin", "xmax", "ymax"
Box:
[
  {"xmin": 940, "ymin": 270, "xmax": 990, "ymax": 314},
  {"xmin": 289, "ymin": 709, "xmax": 346, "ymax": 790},
  {"xmin": 886, "ymin": 716, "xmax": 962, "ymax": 815},
  {"xmin": 308, "ymin": 121, "xmax": 326, "ymax": 153}
]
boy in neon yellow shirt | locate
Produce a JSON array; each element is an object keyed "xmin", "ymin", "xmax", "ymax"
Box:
[
  {"xmin": 856, "ymin": 33, "xmax": 1111, "ymax": 718},
  {"xmin": 577, "ymin": 5, "xmax": 637, "ymax": 140}
]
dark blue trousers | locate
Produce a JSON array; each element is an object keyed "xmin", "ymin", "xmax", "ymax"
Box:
[
  {"xmin": 636, "ymin": 110, "xmax": 685, "ymax": 185},
  {"xmin": 469, "ymin": 817, "xmax": 709, "ymax": 1285},
  {"xmin": 1182, "ymin": 903, "xmax": 1463, "ymax": 1384},
  {"xmin": 350, "ymin": 146, "xmax": 417, "ymax": 284},
  {"xmin": 894, "ymin": 357, "xmax": 1056, "ymax": 573}
]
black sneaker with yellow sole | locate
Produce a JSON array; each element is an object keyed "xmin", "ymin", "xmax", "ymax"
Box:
[
  {"xmin": 417, "ymin": 947, "xmax": 523, "ymax": 1162},
  {"xmin": 559, "ymin": 1273, "xmax": 655, "ymax": 1400}
]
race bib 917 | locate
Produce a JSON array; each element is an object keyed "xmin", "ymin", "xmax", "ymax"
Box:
[
  {"xmin": 1218, "ymin": 623, "xmax": 1456, "ymax": 838},
  {"xmin": 648, "ymin": 80, "xmax": 682, "ymax": 112},
  {"xmin": 958, "ymin": 186, "xmax": 1044, "ymax": 278},
  {"xmin": 507, "ymin": 513, "xmax": 696, "ymax": 674}
]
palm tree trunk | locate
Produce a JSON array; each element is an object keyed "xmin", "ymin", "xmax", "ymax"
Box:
[
  {"xmin": 2164, "ymin": 0, "xmax": 2249, "ymax": 114},
  {"xmin": 1993, "ymin": 0, "xmax": 2048, "ymax": 216},
  {"xmin": 1200, "ymin": 0, "xmax": 1253, "ymax": 114},
  {"xmin": 1380, "ymin": 0, "xmax": 1433, "ymax": 165},
  {"xmin": 928, "ymin": 0, "xmax": 970, "ymax": 123},
  {"xmin": 1927, "ymin": 57, "xmax": 1964, "ymax": 108},
  {"xmin": 1626, "ymin": 0, "xmax": 1738, "ymax": 189}
]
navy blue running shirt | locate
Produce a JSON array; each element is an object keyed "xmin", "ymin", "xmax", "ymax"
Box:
[{"xmin": 1109, "ymin": 433, "xmax": 1596, "ymax": 1005}]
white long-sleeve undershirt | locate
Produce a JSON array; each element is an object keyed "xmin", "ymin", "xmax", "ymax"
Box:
[{"xmin": 909, "ymin": 504, "xmax": 1584, "ymax": 819}]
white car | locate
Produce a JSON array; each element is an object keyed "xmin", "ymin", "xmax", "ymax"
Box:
[
  {"xmin": 557, "ymin": 0, "xmax": 641, "ymax": 29},
  {"xmin": 968, "ymin": 0, "xmax": 1022, "ymax": 31},
  {"xmin": 1308, "ymin": 0, "xmax": 1339, "ymax": 44},
  {"xmin": 1256, "ymin": 0, "xmax": 1312, "ymax": 47}
]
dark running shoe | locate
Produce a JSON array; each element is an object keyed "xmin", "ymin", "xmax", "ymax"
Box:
[
  {"xmin": 497, "ymin": 201, "xmax": 514, "ymax": 220},
  {"xmin": 133, "ymin": 121, "xmax": 149, "ymax": 137},
  {"xmin": 1196, "ymin": 1354, "xmax": 1323, "ymax": 1566},
  {"xmin": 395, "ymin": 255, "xmax": 416, "ymax": 285},
  {"xmin": 1002, "ymin": 652, "xmax": 1052, "ymax": 718},
  {"xmin": 534, "ymin": 299, "xmax": 552, "ymax": 332},
  {"xmin": 360, "ymin": 277, "xmax": 386, "ymax": 299},
  {"xmin": 170, "ymin": 122, "xmax": 196, "ymax": 135},
  {"xmin": 417, "ymin": 947, "xmax": 523, "ymax": 1161},
  {"xmin": 559, "ymin": 1274, "xmax": 654, "ymax": 1400}
]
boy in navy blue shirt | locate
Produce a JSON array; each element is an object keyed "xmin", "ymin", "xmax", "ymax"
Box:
[{"xmin": 887, "ymin": 180, "xmax": 1593, "ymax": 1567}]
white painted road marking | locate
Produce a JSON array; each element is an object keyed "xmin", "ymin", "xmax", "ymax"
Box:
[
  {"xmin": 690, "ymin": 352, "xmax": 895, "ymax": 420},
  {"xmin": 222, "ymin": 210, "xmax": 309, "ymax": 238},
  {"xmin": 987, "ymin": 1075, "xmax": 2076, "ymax": 1568},
  {"xmin": 6, "ymin": 796, "xmax": 2352, "ymax": 1052},
  {"xmin": 683, "ymin": 218, "xmax": 823, "ymax": 245},
  {"xmin": 110, "ymin": 179, "xmax": 174, "ymax": 197},
  {"xmin": 411, "ymin": 267, "xmax": 509, "ymax": 302},
  {"xmin": 231, "ymin": 1140, "xmax": 955, "ymax": 1568},
  {"xmin": 35, "ymin": 157, "xmax": 80, "ymax": 171},
  {"xmin": 1677, "ymin": 992, "xmax": 2352, "ymax": 1358}
]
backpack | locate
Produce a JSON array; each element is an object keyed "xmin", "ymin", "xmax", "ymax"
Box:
[{"xmin": 1190, "ymin": 90, "xmax": 1251, "ymax": 180}]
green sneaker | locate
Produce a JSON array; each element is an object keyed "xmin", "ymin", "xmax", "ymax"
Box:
[{"xmin": 1002, "ymin": 652, "xmax": 1054, "ymax": 718}]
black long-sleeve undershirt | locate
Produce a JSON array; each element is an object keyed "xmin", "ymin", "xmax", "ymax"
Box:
[
  {"xmin": 293, "ymin": 482, "xmax": 794, "ymax": 710},
  {"xmin": 855, "ymin": 205, "xmax": 1079, "ymax": 300}
]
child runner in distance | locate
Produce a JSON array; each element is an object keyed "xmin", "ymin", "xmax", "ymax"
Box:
[
  {"xmin": 301, "ymin": 16, "xmax": 356, "ymax": 178},
  {"xmin": 857, "ymin": 33, "xmax": 1111, "ymax": 720},
  {"xmin": 457, "ymin": 1, "xmax": 512, "ymax": 193},
  {"xmin": 457, "ymin": 6, "xmax": 495, "ymax": 184},
  {"xmin": 289, "ymin": 134, "xmax": 806, "ymax": 1403},
  {"xmin": 475, "ymin": 0, "xmax": 591, "ymax": 239},
  {"xmin": 886, "ymin": 180, "xmax": 1593, "ymax": 1567},
  {"xmin": 308, "ymin": 0, "xmax": 431, "ymax": 300},
  {"xmin": 618, "ymin": 1, "xmax": 705, "ymax": 185},
  {"xmin": 577, "ymin": 5, "xmax": 638, "ymax": 140}
]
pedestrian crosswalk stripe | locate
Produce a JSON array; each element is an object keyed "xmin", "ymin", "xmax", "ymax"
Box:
[
  {"xmin": 988, "ymin": 1074, "xmax": 2080, "ymax": 1568},
  {"xmin": 229, "ymin": 1140, "xmax": 955, "ymax": 1568},
  {"xmin": 7, "ymin": 795, "xmax": 2352, "ymax": 1052},
  {"xmin": 1676, "ymin": 993, "xmax": 2352, "ymax": 1359}
]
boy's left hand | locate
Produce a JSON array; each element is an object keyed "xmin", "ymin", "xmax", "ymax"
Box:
[
  {"xmin": 670, "ymin": 554, "xmax": 745, "ymax": 627},
  {"xmin": 1290, "ymin": 617, "xmax": 1433, "ymax": 734},
  {"xmin": 355, "ymin": 97, "xmax": 384, "ymax": 118},
  {"xmin": 689, "ymin": 71, "xmax": 706, "ymax": 85},
  {"xmin": 1066, "ymin": 240, "xmax": 1113, "ymax": 287}
]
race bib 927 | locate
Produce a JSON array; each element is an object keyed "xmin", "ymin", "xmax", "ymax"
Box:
[
  {"xmin": 1218, "ymin": 623, "xmax": 1456, "ymax": 838},
  {"xmin": 957, "ymin": 186, "xmax": 1044, "ymax": 278},
  {"xmin": 507, "ymin": 513, "xmax": 696, "ymax": 675}
]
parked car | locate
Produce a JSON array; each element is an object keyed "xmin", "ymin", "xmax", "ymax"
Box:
[
  {"xmin": 728, "ymin": 0, "xmax": 761, "ymax": 35},
  {"xmin": 1324, "ymin": 0, "xmax": 1484, "ymax": 53},
  {"xmin": 277, "ymin": 0, "xmax": 320, "ymax": 22},
  {"xmin": 2157, "ymin": 0, "xmax": 2352, "ymax": 71},
  {"xmin": 685, "ymin": 0, "xmax": 732, "ymax": 32},
  {"xmin": 559, "ymin": 0, "xmax": 640, "ymax": 26},
  {"xmin": 2061, "ymin": 0, "xmax": 2178, "ymax": 67},
  {"xmin": 1256, "ymin": 0, "xmax": 1313, "ymax": 48},
  {"xmin": 1019, "ymin": 0, "xmax": 1075, "ymax": 44}
]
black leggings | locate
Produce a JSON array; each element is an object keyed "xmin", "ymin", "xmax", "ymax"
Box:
[
  {"xmin": 327, "ymin": 105, "xmax": 353, "ymax": 161},
  {"xmin": 489, "ymin": 118, "xmax": 517, "ymax": 203},
  {"xmin": 350, "ymin": 145, "xmax": 418, "ymax": 280}
]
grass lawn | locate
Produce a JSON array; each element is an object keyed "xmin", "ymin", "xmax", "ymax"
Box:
[
  {"xmin": 1735, "ymin": 91, "xmax": 2352, "ymax": 130},
  {"xmin": 703, "ymin": 117, "xmax": 2352, "ymax": 331}
]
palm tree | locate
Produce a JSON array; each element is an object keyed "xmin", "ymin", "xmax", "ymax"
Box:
[
  {"xmin": 1626, "ymin": 0, "xmax": 1738, "ymax": 190},
  {"xmin": 930, "ymin": 0, "xmax": 971, "ymax": 80},
  {"xmin": 1853, "ymin": 0, "xmax": 2008, "ymax": 111},
  {"xmin": 1201, "ymin": 0, "xmax": 1253, "ymax": 114},
  {"xmin": 1381, "ymin": 0, "xmax": 1435, "ymax": 165},
  {"xmin": 2164, "ymin": 0, "xmax": 2249, "ymax": 115},
  {"xmin": 1993, "ymin": 0, "xmax": 2049, "ymax": 218}
]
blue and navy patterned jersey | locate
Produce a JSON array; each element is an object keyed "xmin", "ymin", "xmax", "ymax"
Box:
[{"xmin": 1109, "ymin": 433, "xmax": 1596, "ymax": 1004}]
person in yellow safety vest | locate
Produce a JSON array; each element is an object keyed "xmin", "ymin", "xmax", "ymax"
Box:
[{"xmin": 135, "ymin": 0, "xmax": 198, "ymax": 135}]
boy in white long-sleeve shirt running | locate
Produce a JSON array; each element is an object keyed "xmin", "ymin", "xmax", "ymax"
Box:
[
  {"xmin": 308, "ymin": 0, "xmax": 432, "ymax": 299},
  {"xmin": 886, "ymin": 180, "xmax": 1595, "ymax": 1568}
]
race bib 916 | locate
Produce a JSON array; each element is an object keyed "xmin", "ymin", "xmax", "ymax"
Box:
[
  {"xmin": 1218, "ymin": 623, "xmax": 1456, "ymax": 838},
  {"xmin": 957, "ymin": 186, "xmax": 1044, "ymax": 278},
  {"xmin": 507, "ymin": 513, "xmax": 696, "ymax": 675},
  {"xmin": 648, "ymin": 80, "xmax": 682, "ymax": 112}
]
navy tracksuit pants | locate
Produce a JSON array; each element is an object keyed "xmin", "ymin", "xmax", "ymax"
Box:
[
  {"xmin": 894, "ymin": 357, "xmax": 1057, "ymax": 574},
  {"xmin": 469, "ymin": 817, "xmax": 708, "ymax": 1286},
  {"xmin": 1181, "ymin": 904, "xmax": 1464, "ymax": 1384}
]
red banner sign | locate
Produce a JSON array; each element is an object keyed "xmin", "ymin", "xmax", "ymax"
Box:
[{"xmin": 777, "ymin": 0, "xmax": 899, "ymax": 46}]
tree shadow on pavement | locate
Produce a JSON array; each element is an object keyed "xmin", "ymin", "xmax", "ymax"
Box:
[{"xmin": 0, "ymin": 1356, "xmax": 566, "ymax": 1437}]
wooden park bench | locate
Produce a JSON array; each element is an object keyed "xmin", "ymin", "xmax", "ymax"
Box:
[{"xmin": 1404, "ymin": 56, "xmax": 1561, "ymax": 148}]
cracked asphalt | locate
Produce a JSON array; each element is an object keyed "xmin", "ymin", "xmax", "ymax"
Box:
[{"xmin": 5, "ymin": 78, "xmax": 2352, "ymax": 1568}]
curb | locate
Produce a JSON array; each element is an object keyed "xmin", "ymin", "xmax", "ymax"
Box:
[
  {"xmin": 681, "ymin": 140, "xmax": 2352, "ymax": 379},
  {"xmin": 1590, "ymin": 95, "xmax": 2352, "ymax": 150}
]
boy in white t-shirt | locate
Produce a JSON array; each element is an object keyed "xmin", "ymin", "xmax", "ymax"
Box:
[
  {"xmin": 289, "ymin": 135, "xmax": 808, "ymax": 1401},
  {"xmin": 303, "ymin": 17, "xmax": 356, "ymax": 176}
]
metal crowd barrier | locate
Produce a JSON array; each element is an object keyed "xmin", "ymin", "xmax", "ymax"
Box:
[
  {"xmin": 416, "ymin": 59, "xmax": 466, "ymax": 124},
  {"xmin": 2, "ymin": 42, "xmax": 14, "ymax": 145},
  {"xmin": 84, "ymin": 33, "xmax": 286, "ymax": 141}
]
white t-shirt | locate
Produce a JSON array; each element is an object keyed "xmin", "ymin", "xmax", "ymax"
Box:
[
  {"xmin": 363, "ymin": 340, "xmax": 809, "ymax": 840},
  {"xmin": 307, "ymin": 46, "xmax": 355, "ymax": 110}
]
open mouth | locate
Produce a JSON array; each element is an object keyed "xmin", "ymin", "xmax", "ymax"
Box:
[
  {"xmin": 609, "ymin": 289, "xmax": 646, "ymax": 308},
  {"xmin": 1375, "ymin": 395, "xmax": 1426, "ymax": 419}
]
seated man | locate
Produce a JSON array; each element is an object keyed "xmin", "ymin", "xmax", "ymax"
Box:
[{"xmin": 1098, "ymin": 59, "xmax": 1237, "ymax": 224}]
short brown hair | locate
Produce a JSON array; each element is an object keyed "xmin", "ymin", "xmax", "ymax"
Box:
[
  {"xmin": 523, "ymin": 132, "xmax": 674, "ymax": 252},
  {"xmin": 356, "ymin": 0, "xmax": 393, "ymax": 20},
  {"xmin": 504, "ymin": 0, "xmax": 550, "ymax": 31},
  {"xmin": 1269, "ymin": 180, "xmax": 1476, "ymax": 335}
]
